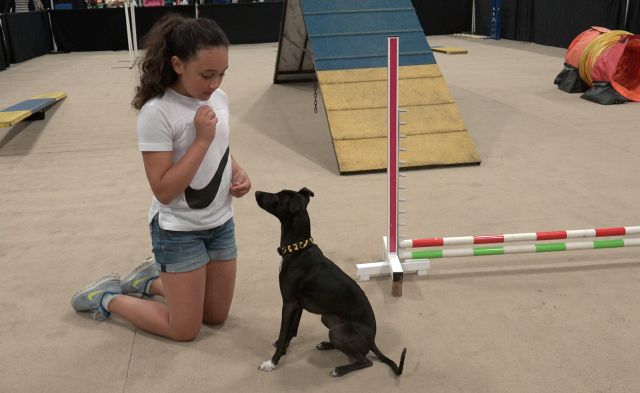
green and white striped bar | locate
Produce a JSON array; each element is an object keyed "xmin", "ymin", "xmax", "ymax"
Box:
[{"xmin": 400, "ymin": 238, "xmax": 640, "ymax": 260}]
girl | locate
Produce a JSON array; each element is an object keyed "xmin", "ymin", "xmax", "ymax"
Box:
[{"xmin": 72, "ymin": 14, "xmax": 251, "ymax": 342}]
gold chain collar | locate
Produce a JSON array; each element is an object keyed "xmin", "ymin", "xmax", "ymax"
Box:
[{"xmin": 277, "ymin": 237, "xmax": 314, "ymax": 256}]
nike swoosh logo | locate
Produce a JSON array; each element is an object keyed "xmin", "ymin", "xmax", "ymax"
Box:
[
  {"xmin": 132, "ymin": 278, "xmax": 147, "ymax": 289},
  {"xmin": 88, "ymin": 290, "xmax": 105, "ymax": 302},
  {"xmin": 185, "ymin": 146, "xmax": 230, "ymax": 210}
]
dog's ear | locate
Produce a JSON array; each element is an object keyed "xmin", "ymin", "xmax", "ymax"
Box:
[
  {"xmin": 289, "ymin": 188, "xmax": 313, "ymax": 213},
  {"xmin": 298, "ymin": 187, "xmax": 314, "ymax": 200},
  {"xmin": 288, "ymin": 195, "xmax": 306, "ymax": 213}
]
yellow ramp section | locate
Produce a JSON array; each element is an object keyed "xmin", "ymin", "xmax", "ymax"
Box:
[
  {"xmin": 32, "ymin": 93, "xmax": 67, "ymax": 101},
  {"xmin": 432, "ymin": 47, "xmax": 468, "ymax": 55},
  {"xmin": 0, "ymin": 111, "xmax": 32, "ymax": 127},
  {"xmin": 317, "ymin": 64, "xmax": 481, "ymax": 173}
]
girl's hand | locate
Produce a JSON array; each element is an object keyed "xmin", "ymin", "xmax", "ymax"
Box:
[
  {"xmin": 230, "ymin": 167, "xmax": 251, "ymax": 198},
  {"xmin": 194, "ymin": 105, "xmax": 217, "ymax": 145}
]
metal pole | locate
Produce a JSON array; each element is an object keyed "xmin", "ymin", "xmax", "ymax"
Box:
[
  {"xmin": 47, "ymin": 11, "xmax": 58, "ymax": 52},
  {"xmin": 472, "ymin": 0, "xmax": 476, "ymax": 34},
  {"xmin": 124, "ymin": 4, "xmax": 134, "ymax": 67},
  {"xmin": 387, "ymin": 36, "xmax": 404, "ymax": 296},
  {"xmin": 130, "ymin": 1, "xmax": 138, "ymax": 60},
  {"xmin": 625, "ymin": 0, "xmax": 631, "ymax": 30}
]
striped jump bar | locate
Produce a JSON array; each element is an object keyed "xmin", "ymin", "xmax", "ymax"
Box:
[
  {"xmin": 399, "ymin": 226, "xmax": 640, "ymax": 249},
  {"xmin": 400, "ymin": 238, "xmax": 640, "ymax": 260}
]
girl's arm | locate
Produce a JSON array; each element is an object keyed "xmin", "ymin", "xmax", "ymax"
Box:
[
  {"xmin": 230, "ymin": 155, "xmax": 251, "ymax": 198},
  {"xmin": 142, "ymin": 106, "xmax": 218, "ymax": 205}
]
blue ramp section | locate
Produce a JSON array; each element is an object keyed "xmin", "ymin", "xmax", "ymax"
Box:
[
  {"xmin": 1, "ymin": 98, "xmax": 56, "ymax": 113},
  {"xmin": 299, "ymin": 0, "xmax": 435, "ymax": 71}
]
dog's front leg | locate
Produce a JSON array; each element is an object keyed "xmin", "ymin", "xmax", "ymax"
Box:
[
  {"xmin": 259, "ymin": 302, "xmax": 298, "ymax": 372},
  {"xmin": 274, "ymin": 305, "xmax": 303, "ymax": 352}
]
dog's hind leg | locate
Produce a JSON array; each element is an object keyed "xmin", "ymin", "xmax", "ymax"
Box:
[
  {"xmin": 317, "ymin": 314, "xmax": 341, "ymax": 350},
  {"xmin": 331, "ymin": 353, "xmax": 373, "ymax": 377},
  {"xmin": 328, "ymin": 323, "xmax": 373, "ymax": 377}
]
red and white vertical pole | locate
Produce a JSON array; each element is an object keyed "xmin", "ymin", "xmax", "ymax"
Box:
[
  {"xmin": 387, "ymin": 36, "xmax": 403, "ymax": 296},
  {"xmin": 354, "ymin": 37, "xmax": 430, "ymax": 289},
  {"xmin": 388, "ymin": 36, "xmax": 399, "ymax": 255}
]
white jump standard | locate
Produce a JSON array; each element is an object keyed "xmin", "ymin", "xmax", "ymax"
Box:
[
  {"xmin": 354, "ymin": 40, "xmax": 640, "ymax": 296},
  {"xmin": 355, "ymin": 37, "xmax": 430, "ymax": 296}
]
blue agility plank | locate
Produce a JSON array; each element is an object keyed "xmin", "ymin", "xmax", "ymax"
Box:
[
  {"xmin": 299, "ymin": 0, "xmax": 436, "ymax": 71},
  {"xmin": 0, "ymin": 93, "xmax": 66, "ymax": 127},
  {"xmin": 1, "ymin": 98, "xmax": 56, "ymax": 113}
]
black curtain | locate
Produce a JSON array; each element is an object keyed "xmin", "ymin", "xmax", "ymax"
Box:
[
  {"xmin": 474, "ymin": 0, "xmax": 492, "ymax": 36},
  {"xmin": 50, "ymin": 8, "xmax": 133, "ymax": 51},
  {"xmin": 410, "ymin": 0, "xmax": 473, "ymax": 35},
  {"xmin": 499, "ymin": 0, "xmax": 533, "ymax": 41},
  {"xmin": 0, "ymin": 17, "xmax": 8, "ymax": 70},
  {"xmin": 197, "ymin": 2, "xmax": 282, "ymax": 44},
  {"xmin": 3, "ymin": 10, "xmax": 52, "ymax": 63},
  {"xmin": 628, "ymin": 0, "xmax": 640, "ymax": 33},
  {"xmin": 469, "ymin": 0, "xmax": 627, "ymax": 47},
  {"xmin": 134, "ymin": 6, "xmax": 197, "ymax": 47},
  {"xmin": 48, "ymin": 3, "xmax": 280, "ymax": 52},
  {"xmin": 532, "ymin": 0, "xmax": 627, "ymax": 48}
]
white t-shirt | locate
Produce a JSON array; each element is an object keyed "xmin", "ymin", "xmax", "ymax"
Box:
[{"xmin": 137, "ymin": 87, "xmax": 233, "ymax": 231}]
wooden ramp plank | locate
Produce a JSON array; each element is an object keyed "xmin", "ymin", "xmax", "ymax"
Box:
[
  {"xmin": 1, "ymin": 98, "xmax": 56, "ymax": 114},
  {"xmin": 326, "ymin": 103, "xmax": 468, "ymax": 140},
  {"xmin": 318, "ymin": 64, "xmax": 481, "ymax": 173},
  {"xmin": 0, "ymin": 111, "xmax": 32, "ymax": 127},
  {"xmin": 32, "ymin": 93, "xmax": 67, "ymax": 101},
  {"xmin": 334, "ymin": 132, "xmax": 481, "ymax": 173},
  {"xmin": 289, "ymin": 0, "xmax": 481, "ymax": 173},
  {"xmin": 432, "ymin": 47, "xmax": 468, "ymax": 55}
]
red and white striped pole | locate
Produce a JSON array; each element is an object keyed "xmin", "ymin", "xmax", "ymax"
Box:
[
  {"xmin": 388, "ymin": 36, "xmax": 399, "ymax": 256},
  {"xmin": 355, "ymin": 37, "xmax": 429, "ymax": 285},
  {"xmin": 387, "ymin": 36, "xmax": 404, "ymax": 296},
  {"xmin": 400, "ymin": 226, "xmax": 640, "ymax": 248}
]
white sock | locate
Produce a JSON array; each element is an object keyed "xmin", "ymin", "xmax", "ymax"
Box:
[{"xmin": 101, "ymin": 294, "xmax": 118, "ymax": 312}]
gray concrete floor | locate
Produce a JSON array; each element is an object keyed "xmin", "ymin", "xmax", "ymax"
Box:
[{"xmin": 1, "ymin": 36, "xmax": 639, "ymax": 392}]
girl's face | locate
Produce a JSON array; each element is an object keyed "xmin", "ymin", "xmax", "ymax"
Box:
[{"xmin": 171, "ymin": 46, "xmax": 229, "ymax": 101}]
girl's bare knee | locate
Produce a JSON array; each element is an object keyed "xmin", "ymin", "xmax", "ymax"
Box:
[
  {"xmin": 204, "ymin": 312, "xmax": 228, "ymax": 326},
  {"xmin": 170, "ymin": 326, "xmax": 201, "ymax": 342}
]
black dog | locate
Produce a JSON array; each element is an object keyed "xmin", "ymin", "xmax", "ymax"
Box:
[{"xmin": 255, "ymin": 188, "xmax": 406, "ymax": 377}]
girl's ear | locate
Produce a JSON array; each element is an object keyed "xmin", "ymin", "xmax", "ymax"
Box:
[{"xmin": 171, "ymin": 56, "xmax": 183, "ymax": 76}]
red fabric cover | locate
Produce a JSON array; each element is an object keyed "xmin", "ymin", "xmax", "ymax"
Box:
[
  {"xmin": 590, "ymin": 37, "xmax": 628, "ymax": 82},
  {"xmin": 611, "ymin": 38, "xmax": 640, "ymax": 101},
  {"xmin": 565, "ymin": 27, "xmax": 610, "ymax": 68}
]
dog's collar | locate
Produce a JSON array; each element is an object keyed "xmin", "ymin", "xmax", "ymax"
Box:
[{"xmin": 278, "ymin": 237, "xmax": 314, "ymax": 256}]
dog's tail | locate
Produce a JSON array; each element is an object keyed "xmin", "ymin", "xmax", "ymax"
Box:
[{"xmin": 371, "ymin": 343, "xmax": 406, "ymax": 376}]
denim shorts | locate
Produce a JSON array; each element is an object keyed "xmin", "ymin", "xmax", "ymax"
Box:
[{"xmin": 150, "ymin": 214, "xmax": 238, "ymax": 273}]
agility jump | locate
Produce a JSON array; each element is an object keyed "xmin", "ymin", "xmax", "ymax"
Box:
[{"xmin": 355, "ymin": 37, "xmax": 640, "ymax": 296}]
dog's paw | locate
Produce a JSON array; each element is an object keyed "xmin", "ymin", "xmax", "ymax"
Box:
[
  {"xmin": 258, "ymin": 360, "xmax": 277, "ymax": 371},
  {"xmin": 316, "ymin": 341, "xmax": 335, "ymax": 350},
  {"xmin": 330, "ymin": 369, "xmax": 343, "ymax": 377}
]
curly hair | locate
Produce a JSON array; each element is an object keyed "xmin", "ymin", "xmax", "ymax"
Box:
[{"xmin": 131, "ymin": 14, "xmax": 230, "ymax": 111}]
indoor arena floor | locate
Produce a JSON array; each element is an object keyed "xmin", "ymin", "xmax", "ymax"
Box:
[{"xmin": 1, "ymin": 35, "xmax": 640, "ymax": 392}]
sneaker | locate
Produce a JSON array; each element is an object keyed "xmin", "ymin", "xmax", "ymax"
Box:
[
  {"xmin": 71, "ymin": 273, "xmax": 121, "ymax": 321},
  {"xmin": 120, "ymin": 257, "xmax": 159, "ymax": 297}
]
